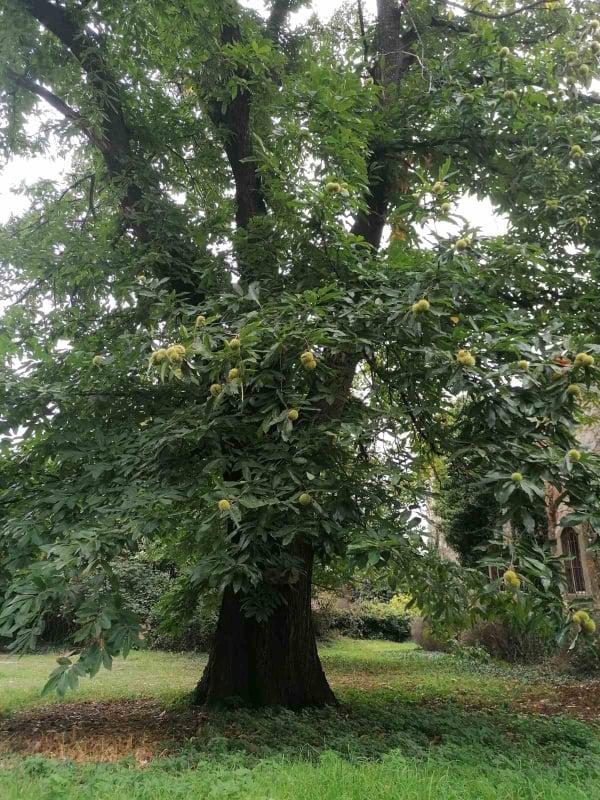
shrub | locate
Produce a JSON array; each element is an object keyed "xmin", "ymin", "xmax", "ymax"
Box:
[
  {"xmin": 312, "ymin": 594, "xmax": 411, "ymax": 642},
  {"xmin": 3, "ymin": 558, "xmax": 219, "ymax": 654},
  {"xmin": 109, "ymin": 559, "xmax": 173, "ymax": 629},
  {"xmin": 93, "ymin": 560, "xmax": 221, "ymax": 652},
  {"xmin": 139, "ymin": 571, "xmax": 219, "ymax": 652},
  {"xmin": 311, "ymin": 592, "xmax": 339, "ymax": 639},
  {"xmin": 409, "ymin": 539, "xmax": 573, "ymax": 663},
  {"xmin": 449, "ymin": 641, "xmax": 491, "ymax": 663},
  {"xmin": 145, "ymin": 607, "xmax": 217, "ymax": 652},
  {"xmin": 555, "ymin": 616, "xmax": 600, "ymax": 675},
  {"xmin": 354, "ymin": 601, "xmax": 412, "ymax": 641},
  {"xmin": 146, "ymin": 613, "xmax": 217, "ymax": 652},
  {"xmin": 410, "ymin": 616, "xmax": 452, "ymax": 652},
  {"xmin": 460, "ymin": 620, "xmax": 553, "ymax": 663}
]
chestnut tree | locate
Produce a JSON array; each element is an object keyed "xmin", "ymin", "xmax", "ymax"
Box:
[{"xmin": 1, "ymin": 0, "xmax": 600, "ymax": 706}]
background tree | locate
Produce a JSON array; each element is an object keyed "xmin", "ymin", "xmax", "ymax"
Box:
[
  {"xmin": 1, "ymin": 0, "xmax": 600, "ymax": 707},
  {"xmin": 435, "ymin": 463, "xmax": 502, "ymax": 567},
  {"xmin": 433, "ymin": 450, "xmax": 549, "ymax": 567}
]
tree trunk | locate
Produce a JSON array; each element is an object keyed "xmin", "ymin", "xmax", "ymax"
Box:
[{"xmin": 193, "ymin": 541, "xmax": 336, "ymax": 708}]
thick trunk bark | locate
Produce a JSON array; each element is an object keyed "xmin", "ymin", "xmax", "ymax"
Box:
[{"xmin": 193, "ymin": 542, "xmax": 336, "ymax": 708}]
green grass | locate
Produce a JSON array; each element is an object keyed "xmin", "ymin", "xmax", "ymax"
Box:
[
  {"xmin": 2, "ymin": 753, "xmax": 599, "ymax": 800},
  {"xmin": 321, "ymin": 639, "xmax": 540, "ymax": 704},
  {"xmin": 1, "ymin": 639, "xmax": 599, "ymax": 799},
  {"xmin": 0, "ymin": 649, "xmax": 207, "ymax": 714}
]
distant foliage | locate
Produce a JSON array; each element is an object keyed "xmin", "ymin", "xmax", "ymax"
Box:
[
  {"xmin": 411, "ymin": 616, "xmax": 452, "ymax": 652},
  {"xmin": 564, "ymin": 635, "xmax": 600, "ymax": 675},
  {"xmin": 313, "ymin": 594, "xmax": 411, "ymax": 642},
  {"xmin": 23, "ymin": 559, "xmax": 218, "ymax": 653},
  {"xmin": 397, "ymin": 538, "xmax": 598, "ymax": 664},
  {"xmin": 460, "ymin": 621, "xmax": 554, "ymax": 663},
  {"xmin": 435, "ymin": 462, "xmax": 502, "ymax": 567}
]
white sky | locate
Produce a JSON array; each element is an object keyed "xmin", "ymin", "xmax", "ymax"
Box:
[{"xmin": 0, "ymin": 0, "xmax": 502, "ymax": 235}]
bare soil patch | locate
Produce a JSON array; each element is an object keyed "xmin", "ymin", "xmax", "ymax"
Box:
[
  {"xmin": 0, "ymin": 699, "xmax": 206, "ymax": 763},
  {"xmin": 512, "ymin": 682, "xmax": 600, "ymax": 723}
]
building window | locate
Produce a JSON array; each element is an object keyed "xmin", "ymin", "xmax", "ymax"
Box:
[{"xmin": 561, "ymin": 527, "xmax": 587, "ymax": 594}]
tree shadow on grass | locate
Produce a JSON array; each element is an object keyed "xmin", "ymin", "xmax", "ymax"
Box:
[{"xmin": 1, "ymin": 688, "xmax": 599, "ymax": 771}]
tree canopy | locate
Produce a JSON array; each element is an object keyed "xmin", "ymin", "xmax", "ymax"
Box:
[{"xmin": 1, "ymin": 0, "xmax": 600, "ymax": 704}]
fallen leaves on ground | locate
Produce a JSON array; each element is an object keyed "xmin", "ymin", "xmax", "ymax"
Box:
[
  {"xmin": 0, "ymin": 699, "xmax": 206, "ymax": 763},
  {"xmin": 512, "ymin": 682, "xmax": 600, "ymax": 723}
]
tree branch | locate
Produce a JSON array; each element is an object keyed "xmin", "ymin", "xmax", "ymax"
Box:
[
  {"xmin": 16, "ymin": 0, "xmax": 207, "ymax": 303},
  {"xmin": 266, "ymin": 0, "xmax": 295, "ymax": 41},
  {"xmin": 357, "ymin": 0, "xmax": 370, "ymax": 66},
  {"xmin": 207, "ymin": 17, "xmax": 267, "ymax": 237},
  {"xmin": 6, "ymin": 68, "xmax": 78, "ymax": 124},
  {"xmin": 443, "ymin": 0, "xmax": 552, "ymax": 20},
  {"xmin": 352, "ymin": 1, "xmax": 418, "ymax": 249},
  {"xmin": 374, "ymin": 0, "xmax": 405, "ymax": 87},
  {"xmin": 17, "ymin": 0, "xmax": 130, "ymax": 170},
  {"xmin": 321, "ymin": 0, "xmax": 418, "ymax": 420},
  {"xmin": 87, "ymin": 173, "xmax": 96, "ymax": 219},
  {"xmin": 5, "ymin": 68, "xmax": 105, "ymax": 151},
  {"xmin": 430, "ymin": 15, "xmax": 471, "ymax": 33},
  {"xmin": 18, "ymin": 0, "xmax": 78, "ymax": 45},
  {"xmin": 56, "ymin": 172, "xmax": 96, "ymax": 204},
  {"xmin": 579, "ymin": 92, "xmax": 600, "ymax": 105}
]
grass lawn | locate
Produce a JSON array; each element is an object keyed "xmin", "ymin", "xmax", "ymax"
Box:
[{"xmin": 1, "ymin": 639, "xmax": 600, "ymax": 799}]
